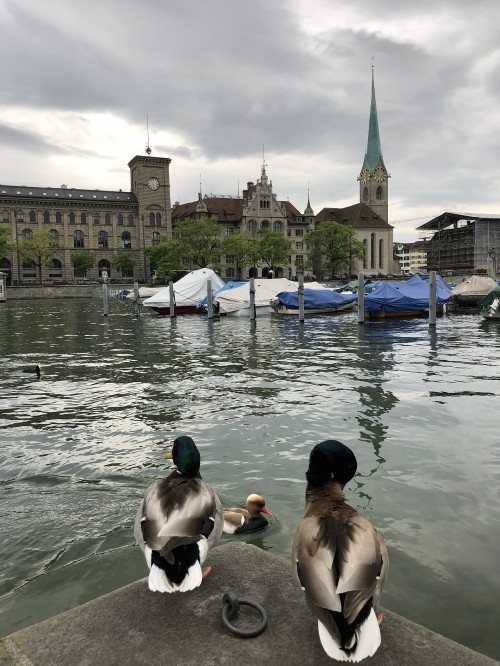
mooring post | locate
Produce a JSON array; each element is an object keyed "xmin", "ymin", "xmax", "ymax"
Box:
[
  {"xmin": 169, "ymin": 280, "xmax": 176, "ymax": 319},
  {"xmin": 298, "ymin": 273, "xmax": 305, "ymax": 322},
  {"xmin": 132, "ymin": 282, "xmax": 140, "ymax": 317},
  {"xmin": 249, "ymin": 277, "xmax": 256, "ymax": 321},
  {"xmin": 357, "ymin": 273, "xmax": 365, "ymax": 324},
  {"xmin": 102, "ymin": 272, "xmax": 109, "ymax": 317},
  {"xmin": 0, "ymin": 271, "xmax": 6, "ymax": 302},
  {"xmin": 207, "ymin": 279, "xmax": 213, "ymax": 319},
  {"xmin": 429, "ymin": 270, "xmax": 437, "ymax": 326}
]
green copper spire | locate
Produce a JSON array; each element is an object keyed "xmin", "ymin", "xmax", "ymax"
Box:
[
  {"xmin": 364, "ymin": 67, "xmax": 384, "ymax": 174},
  {"xmin": 304, "ymin": 185, "xmax": 314, "ymax": 216}
]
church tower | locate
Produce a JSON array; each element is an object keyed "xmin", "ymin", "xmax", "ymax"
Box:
[{"xmin": 358, "ymin": 67, "xmax": 389, "ymax": 222}]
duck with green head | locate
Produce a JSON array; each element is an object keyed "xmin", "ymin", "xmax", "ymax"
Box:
[
  {"xmin": 134, "ymin": 435, "xmax": 223, "ymax": 593},
  {"xmin": 292, "ymin": 440, "xmax": 389, "ymax": 662}
]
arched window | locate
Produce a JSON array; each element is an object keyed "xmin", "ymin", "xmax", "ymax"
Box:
[
  {"xmin": 22, "ymin": 228, "xmax": 32, "ymax": 239},
  {"xmin": 117, "ymin": 213, "xmax": 124, "ymax": 226},
  {"xmin": 104, "ymin": 213, "xmax": 111, "ymax": 225},
  {"xmin": 122, "ymin": 231, "xmax": 131, "ymax": 249},
  {"xmin": 93, "ymin": 213, "xmax": 100, "ymax": 225},
  {"xmin": 74, "ymin": 230, "xmax": 85, "ymax": 248},
  {"xmin": 370, "ymin": 233, "xmax": 376, "ymax": 269},
  {"xmin": 2, "ymin": 209, "xmax": 9, "ymax": 222},
  {"xmin": 50, "ymin": 229, "xmax": 59, "ymax": 241},
  {"xmin": 29, "ymin": 210, "xmax": 36, "ymax": 223},
  {"xmin": 48, "ymin": 259, "xmax": 62, "ymax": 277},
  {"xmin": 376, "ymin": 186, "xmax": 383, "ymax": 201},
  {"xmin": 22, "ymin": 261, "xmax": 36, "ymax": 278},
  {"xmin": 379, "ymin": 239, "xmax": 384, "ymax": 269},
  {"xmin": 261, "ymin": 220, "xmax": 270, "ymax": 229},
  {"xmin": 363, "ymin": 186, "xmax": 368, "ymax": 201},
  {"xmin": 98, "ymin": 230, "xmax": 108, "ymax": 248},
  {"xmin": 149, "ymin": 212, "xmax": 155, "ymax": 226},
  {"xmin": 69, "ymin": 212, "xmax": 76, "ymax": 224},
  {"xmin": 247, "ymin": 219, "xmax": 257, "ymax": 234},
  {"xmin": 152, "ymin": 232, "xmax": 160, "ymax": 246},
  {"xmin": 80, "ymin": 212, "xmax": 87, "ymax": 225},
  {"xmin": 56, "ymin": 211, "xmax": 62, "ymax": 224},
  {"xmin": 155, "ymin": 213, "xmax": 161, "ymax": 226},
  {"xmin": 16, "ymin": 210, "xmax": 24, "ymax": 222},
  {"xmin": 273, "ymin": 221, "xmax": 283, "ymax": 233},
  {"xmin": 363, "ymin": 239, "xmax": 368, "ymax": 269},
  {"xmin": 128, "ymin": 214, "xmax": 134, "ymax": 226},
  {"xmin": 98, "ymin": 259, "xmax": 111, "ymax": 278},
  {"xmin": 43, "ymin": 211, "xmax": 50, "ymax": 224}
]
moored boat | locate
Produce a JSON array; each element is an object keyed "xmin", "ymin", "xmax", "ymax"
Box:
[
  {"xmin": 142, "ymin": 268, "xmax": 225, "ymax": 315},
  {"xmin": 364, "ymin": 274, "xmax": 451, "ymax": 319},
  {"xmin": 450, "ymin": 275, "xmax": 497, "ymax": 308},
  {"xmin": 271, "ymin": 289, "xmax": 357, "ymax": 315},
  {"xmin": 478, "ymin": 286, "xmax": 500, "ymax": 319}
]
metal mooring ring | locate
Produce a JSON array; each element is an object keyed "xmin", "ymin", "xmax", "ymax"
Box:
[{"xmin": 221, "ymin": 592, "xmax": 268, "ymax": 638}]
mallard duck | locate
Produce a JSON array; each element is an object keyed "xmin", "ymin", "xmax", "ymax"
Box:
[
  {"xmin": 134, "ymin": 435, "xmax": 223, "ymax": 593},
  {"xmin": 291, "ymin": 440, "xmax": 388, "ymax": 662},
  {"xmin": 223, "ymin": 494, "xmax": 272, "ymax": 534}
]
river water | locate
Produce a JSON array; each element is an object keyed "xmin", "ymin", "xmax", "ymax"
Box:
[{"xmin": 1, "ymin": 298, "xmax": 499, "ymax": 660}]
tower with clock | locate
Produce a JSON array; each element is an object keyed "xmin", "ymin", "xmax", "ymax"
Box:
[
  {"xmin": 358, "ymin": 67, "xmax": 389, "ymax": 222},
  {"xmin": 128, "ymin": 154, "xmax": 172, "ymax": 239}
]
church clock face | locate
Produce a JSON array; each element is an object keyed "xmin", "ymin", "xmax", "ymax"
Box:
[{"xmin": 147, "ymin": 176, "xmax": 160, "ymax": 191}]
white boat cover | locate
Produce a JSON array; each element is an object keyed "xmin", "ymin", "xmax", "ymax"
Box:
[
  {"xmin": 142, "ymin": 268, "xmax": 225, "ymax": 309},
  {"xmin": 214, "ymin": 278, "xmax": 329, "ymax": 314},
  {"xmin": 451, "ymin": 275, "xmax": 497, "ymax": 297},
  {"xmin": 125, "ymin": 286, "xmax": 164, "ymax": 299}
]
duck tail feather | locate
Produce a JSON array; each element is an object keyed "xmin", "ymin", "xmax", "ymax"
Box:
[{"xmin": 318, "ymin": 609, "xmax": 381, "ymax": 663}]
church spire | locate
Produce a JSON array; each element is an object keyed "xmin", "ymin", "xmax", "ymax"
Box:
[
  {"xmin": 304, "ymin": 184, "xmax": 314, "ymax": 216},
  {"xmin": 364, "ymin": 65, "xmax": 384, "ymax": 174}
]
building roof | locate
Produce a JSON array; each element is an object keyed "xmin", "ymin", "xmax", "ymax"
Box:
[
  {"xmin": 0, "ymin": 184, "xmax": 136, "ymax": 204},
  {"xmin": 416, "ymin": 211, "xmax": 500, "ymax": 231},
  {"xmin": 315, "ymin": 202, "xmax": 393, "ymax": 229},
  {"xmin": 172, "ymin": 196, "xmax": 243, "ymax": 222},
  {"xmin": 364, "ymin": 69, "xmax": 385, "ymax": 174}
]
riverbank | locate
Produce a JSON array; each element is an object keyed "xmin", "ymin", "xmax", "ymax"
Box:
[{"xmin": 1, "ymin": 543, "xmax": 498, "ymax": 666}]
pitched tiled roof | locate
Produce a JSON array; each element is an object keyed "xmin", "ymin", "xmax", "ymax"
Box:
[{"xmin": 171, "ymin": 197, "xmax": 243, "ymax": 222}]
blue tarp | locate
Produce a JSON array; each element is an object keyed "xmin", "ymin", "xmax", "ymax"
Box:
[
  {"xmin": 276, "ymin": 289, "xmax": 357, "ymax": 310},
  {"xmin": 364, "ymin": 274, "xmax": 451, "ymax": 313},
  {"xmin": 198, "ymin": 281, "xmax": 245, "ymax": 307}
]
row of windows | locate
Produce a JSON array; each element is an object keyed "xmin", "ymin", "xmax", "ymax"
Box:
[
  {"xmin": 3, "ymin": 209, "xmax": 162, "ymax": 226},
  {"xmin": 17, "ymin": 258, "xmax": 131, "ymax": 278},
  {"xmin": 362, "ymin": 235, "xmax": 384, "ymax": 269},
  {"xmin": 246, "ymin": 220, "xmax": 283, "ymax": 233}
]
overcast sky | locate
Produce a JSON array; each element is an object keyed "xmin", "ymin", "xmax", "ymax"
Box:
[{"xmin": 1, "ymin": 0, "xmax": 499, "ymax": 242}]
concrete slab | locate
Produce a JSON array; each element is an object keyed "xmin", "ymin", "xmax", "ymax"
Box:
[{"xmin": 1, "ymin": 542, "xmax": 498, "ymax": 666}]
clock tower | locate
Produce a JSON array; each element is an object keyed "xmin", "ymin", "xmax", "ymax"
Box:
[
  {"xmin": 358, "ymin": 68, "xmax": 389, "ymax": 222},
  {"xmin": 128, "ymin": 154, "xmax": 172, "ymax": 238}
]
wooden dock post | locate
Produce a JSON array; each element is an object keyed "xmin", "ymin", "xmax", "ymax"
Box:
[
  {"xmin": 102, "ymin": 272, "xmax": 109, "ymax": 317},
  {"xmin": 132, "ymin": 282, "xmax": 140, "ymax": 317},
  {"xmin": 169, "ymin": 280, "xmax": 176, "ymax": 319},
  {"xmin": 429, "ymin": 271, "xmax": 437, "ymax": 326},
  {"xmin": 357, "ymin": 274, "xmax": 365, "ymax": 324},
  {"xmin": 298, "ymin": 273, "xmax": 305, "ymax": 322},
  {"xmin": 206, "ymin": 279, "xmax": 213, "ymax": 319},
  {"xmin": 249, "ymin": 277, "xmax": 256, "ymax": 321}
]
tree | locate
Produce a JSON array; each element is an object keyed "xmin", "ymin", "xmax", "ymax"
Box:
[
  {"xmin": 173, "ymin": 218, "xmax": 222, "ymax": 268},
  {"xmin": 112, "ymin": 249, "xmax": 135, "ymax": 277},
  {"xmin": 257, "ymin": 229, "xmax": 292, "ymax": 273},
  {"xmin": 306, "ymin": 221, "xmax": 365, "ymax": 279},
  {"xmin": 0, "ymin": 225, "xmax": 9, "ymax": 259},
  {"xmin": 145, "ymin": 237, "xmax": 182, "ymax": 280},
  {"xmin": 17, "ymin": 231, "xmax": 59, "ymax": 284},
  {"xmin": 220, "ymin": 231, "xmax": 260, "ymax": 280},
  {"xmin": 71, "ymin": 250, "xmax": 95, "ymax": 277}
]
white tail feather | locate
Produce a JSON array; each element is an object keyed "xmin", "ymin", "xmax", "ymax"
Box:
[
  {"xmin": 144, "ymin": 542, "xmax": 205, "ymax": 593},
  {"xmin": 317, "ymin": 609, "xmax": 381, "ymax": 663}
]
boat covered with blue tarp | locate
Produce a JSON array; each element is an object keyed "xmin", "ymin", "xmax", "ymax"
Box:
[
  {"xmin": 272, "ymin": 289, "xmax": 357, "ymax": 315},
  {"xmin": 364, "ymin": 274, "xmax": 451, "ymax": 317},
  {"xmin": 198, "ymin": 280, "xmax": 245, "ymax": 308}
]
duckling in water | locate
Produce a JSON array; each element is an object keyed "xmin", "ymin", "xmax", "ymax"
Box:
[
  {"xmin": 292, "ymin": 440, "xmax": 388, "ymax": 662},
  {"xmin": 223, "ymin": 494, "xmax": 272, "ymax": 534},
  {"xmin": 134, "ymin": 435, "xmax": 223, "ymax": 593}
]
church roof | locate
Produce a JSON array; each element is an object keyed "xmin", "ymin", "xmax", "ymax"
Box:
[
  {"xmin": 364, "ymin": 69, "xmax": 385, "ymax": 174},
  {"xmin": 315, "ymin": 202, "xmax": 393, "ymax": 229}
]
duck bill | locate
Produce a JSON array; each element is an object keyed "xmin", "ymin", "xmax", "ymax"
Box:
[
  {"xmin": 164, "ymin": 452, "xmax": 173, "ymax": 460},
  {"xmin": 261, "ymin": 507, "xmax": 272, "ymax": 516}
]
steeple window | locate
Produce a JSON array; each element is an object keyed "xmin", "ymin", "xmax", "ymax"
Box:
[
  {"xmin": 376, "ymin": 186, "xmax": 383, "ymax": 200},
  {"xmin": 363, "ymin": 187, "xmax": 368, "ymax": 201}
]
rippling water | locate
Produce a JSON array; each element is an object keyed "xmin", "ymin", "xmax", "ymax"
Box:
[{"xmin": 1, "ymin": 299, "xmax": 500, "ymax": 659}]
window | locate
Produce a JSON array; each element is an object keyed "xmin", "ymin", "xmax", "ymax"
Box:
[
  {"xmin": 74, "ymin": 230, "xmax": 84, "ymax": 248},
  {"xmin": 379, "ymin": 239, "xmax": 384, "ymax": 269},
  {"xmin": 247, "ymin": 219, "xmax": 257, "ymax": 234},
  {"xmin": 151, "ymin": 232, "xmax": 160, "ymax": 246},
  {"xmin": 29, "ymin": 210, "xmax": 36, "ymax": 223},
  {"xmin": 48, "ymin": 259, "xmax": 62, "ymax": 277},
  {"xmin": 50, "ymin": 229, "xmax": 59, "ymax": 241},
  {"xmin": 371, "ymin": 233, "xmax": 375, "ymax": 269},
  {"xmin": 227, "ymin": 213, "xmax": 234, "ymax": 220},
  {"xmin": 363, "ymin": 186, "xmax": 368, "ymax": 201},
  {"xmin": 122, "ymin": 231, "xmax": 131, "ymax": 249},
  {"xmin": 224, "ymin": 227, "xmax": 234, "ymax": 235},
  {"xmin": 43, "ymin": 211, "xmax": 50, "ymax": 224},
  {"xmin": 93, "ymin": 213, "xmax": 100, "ymax": 225},
  {"xmin": 259, "ymin": 200, "xmax": 270, "ymax": 209},
  {"xmin": 363, "ymin": 239, "xmax": 368, "ymax": 269},
  {"xmin": 295, "ymin": 254, "xmax": 304, "ymax": 263},
  {"xmin": 287, "ymin": 229, "xmax": 291, "ymax": 237},
  {"xmin": 22, "ymin": 229, "xmax": 32, "ymax": 239},
  {"xmin": 104, "ymin": 213, "xmax": 111, "ymax": 225},
  {"xmin": 225, "ymin": 255, "xmax": 236, "ymax": 263},
  {"xmin": 16, "ymin": 210, "xmax": 24, "ymax": 222},
  {"xmin": 261, "ymin": 220, "xmax": 270, "ymax": 229},
  {"xmin": 2, "ymin": 209, "xmax": 9, "ymax": 222},
  {"xmin": 69, "ymin": 212, "xmax": 76, "ymax": 224},
  {"xmin": 376, "ymin": 186, "xmax": 383, "ymax": 201},
  {"xmin": 56, "ymin": 211, "xmax": 62, "ymax": 224},
  {"xmin": 98, "ymin": 231, "xmax": 108, "ymax": 248},
  {"xmin": 155, "ymin": 213, "xmax": 161, "ymax": 226},
  {"xmin": 98, "ymin": 259, "xmax": 111, "ymax": 278},
  {"xmin": 295, "ymin": 229, "xmax": 303, "ymax": 237},
  {"xmin": 22, "ymin": 261, "xmax": 36, "ymax": 277},
  {"xmin": 128, "ymin": 214, "xmax": 135, "ymax": 226},
  {"xmin": 117, "ymin": 213, "xmax": 124, "ymax": 226},
  {"xmin": 273, "ymin": 221, "xmax": 283, "ymax": 233},
  {"xmin": 149, "ymin": 212, "xmax": 155, "ymax": 226},
  {"xmin": 80, "ymin": 212, "xmax": 87, "ymax": 225},
  {"xmin": 296, "ymin": 241, "xmax": 303, "ymax": 250},
  {"xmin": 225, "ymin": 267, "xmax": 235, "ymax": 278}
]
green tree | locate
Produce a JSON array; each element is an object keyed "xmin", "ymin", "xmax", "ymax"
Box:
[
  {"xmin": 112, "ymin": 249, "xmax": 135, "ymax": 277},
  {"xmin": 220, "ymin": 231, "xmax": 259, "ymax": 280},
  {"xmin": 173, "ymin": 218, "xmax": 222, "ymax": 268},
  {"xmin": 71, "ymin": 250, "xmax": 95, "ymax": 277},
  {"xmin": 257, "ymin": 229, "xmax": 292, "ymax": 274},
  {"xmin": 0, "ymin": 225, "xmax": 9, "ymax": 259},
  {"xmin": 17, "ymin": 231, "xmax": 59, "ymax": 284},
  {"xmin": 306, "ymin": 221, "xmax": 365, "ymax": 279},
  {"xmin": 145, "ymin": 237, "xmax": 182, "ymax": 281}
]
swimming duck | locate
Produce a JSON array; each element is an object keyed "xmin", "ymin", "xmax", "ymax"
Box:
[
  {"xmin": 223, "ymin": 494, "xmax": 272, "ymax": 534},
  {"xmin": 291, "ymin": 440, "xmax": 388, "ymax": 662},
  {"xmin": 134, "ymin": 435, "xmax": 223, "ymax": 593}
]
